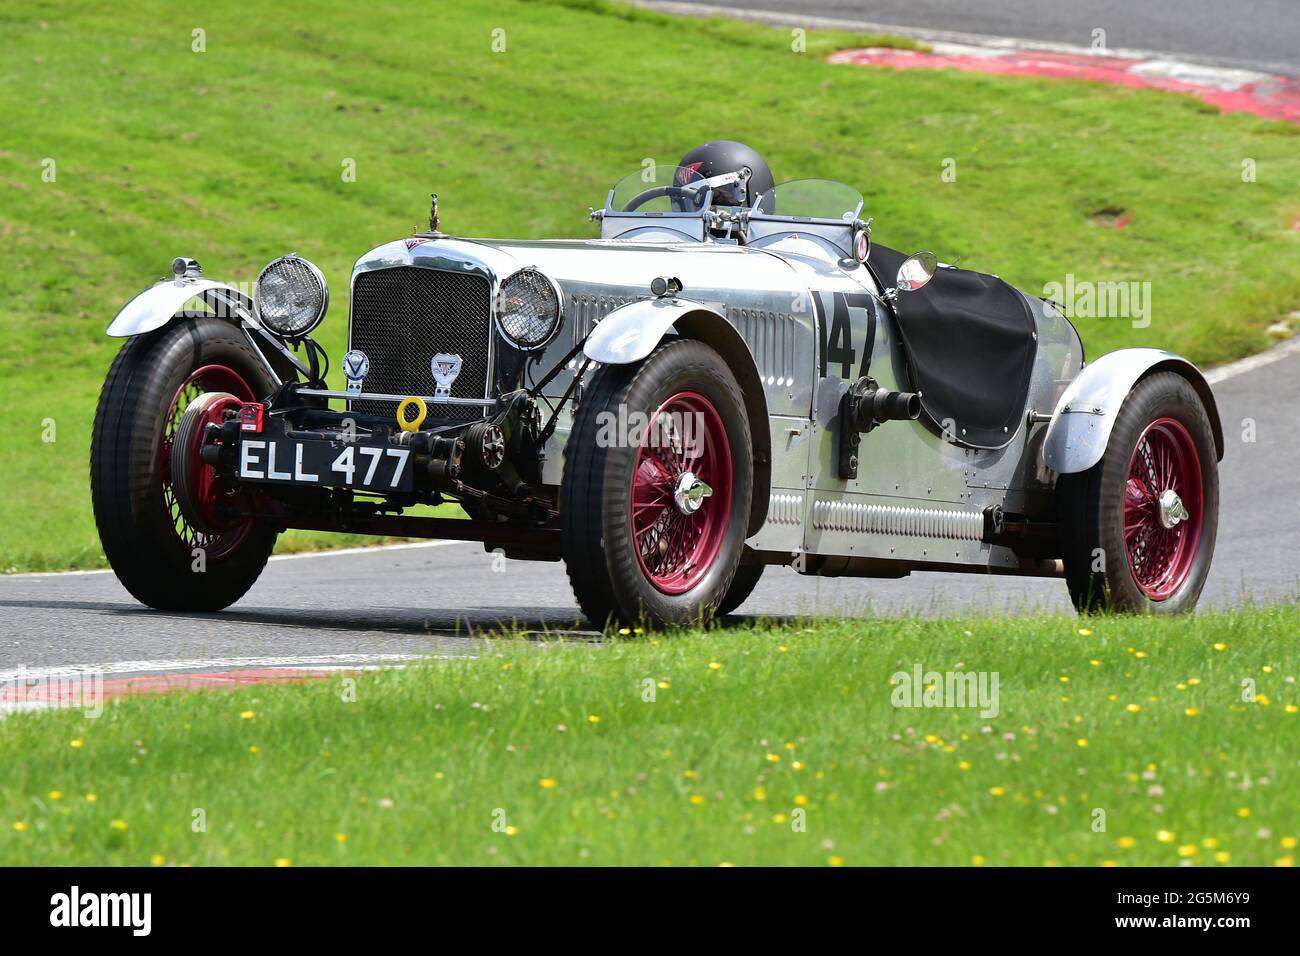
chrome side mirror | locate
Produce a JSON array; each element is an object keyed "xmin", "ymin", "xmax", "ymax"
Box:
[{"xmin": 896, "ymin": 251, "xmax": 938, "ymax": 292}]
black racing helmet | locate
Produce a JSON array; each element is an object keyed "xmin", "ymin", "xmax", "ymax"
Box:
[{"xmin": 677, "ymin": 141, "xmax": 774, "ymax": 209}]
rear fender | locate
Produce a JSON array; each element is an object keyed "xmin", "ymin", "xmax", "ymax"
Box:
[{"xmin": 1043, "ymin": 348, "xmax": 1224, "ymax": 474}]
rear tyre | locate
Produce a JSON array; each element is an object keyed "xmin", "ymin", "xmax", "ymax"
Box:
[
  {"xmin": 91, "ymin": 318, "xmax": 279, "ymax": 611},
  {"xmin": 561, "ymin": 339, "xmax": 753, "ymax": 629},
  {"xmin": 1058, "ymin": 372, "xmax": 1218, "ymax": 614}
]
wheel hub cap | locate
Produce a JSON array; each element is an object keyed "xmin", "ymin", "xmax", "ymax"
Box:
[
  {"xmin": 1157, "ymin": 488, "xmax": 1189, "ymax": 529},
  {"xmin": 673, "ymin": 471, "xmax": 713, "ymax": 515}
]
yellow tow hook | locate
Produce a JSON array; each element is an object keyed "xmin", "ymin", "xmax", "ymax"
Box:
[{"xmin": 396, "ymin": 396, "xmax": 427, "ymax": 433}]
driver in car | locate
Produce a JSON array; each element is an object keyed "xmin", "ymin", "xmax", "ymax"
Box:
[{"xmin": 676, "ymin": 141, "xmax": 775, "ymax": 208}]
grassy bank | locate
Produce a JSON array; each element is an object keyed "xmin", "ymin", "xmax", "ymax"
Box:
[
  {"xmin": 2, "ymin": 0, "xmax": 1298, "ymax": 570},
  {"xmin": 2, "ymin": 606, "xmax": 1296, "ymax": 865}
]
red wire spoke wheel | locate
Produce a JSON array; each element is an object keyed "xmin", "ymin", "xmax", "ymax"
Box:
[
  {"xmin": 1122, "ymin": 417, "xmax": 1203, "ymax": 601},
  {"xmin": 1058, "ymin": 371, "xmax": 1219, "ymax": 614},
  {"xmin": 91, "ymin": 317, "xmax": 279, "ymax": 611},
  {"xmin": 561, "ymin": 339, "xmax": 753, "ymax": 628},
  {"xmin": 630, "ymin": 391, "xmax": 733, "ymax": 595}
]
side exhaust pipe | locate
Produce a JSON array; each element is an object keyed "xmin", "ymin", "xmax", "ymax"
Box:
[
  {"xmin": 837, "ymin": 376, "xmax": 923, "ymax": 479},
  {"xmin": 857, "ymin": 386, "xmax": 921, "ymax": 427}
]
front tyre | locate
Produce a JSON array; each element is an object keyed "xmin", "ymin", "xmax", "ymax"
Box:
[
  {"xmin": 91, "ymin": 317, "xmax": 279, "ymax": 611},
  {"xmin": 1058, "ymin": 371, "xmax": 1219, "ymax": 614},
  {"xmin": 717, "ymin": 562, "xmax": 765, "ymax": 617},
  {"xmin": 561, "ymin": 339, "xmax": 753, "ymax": 629}
]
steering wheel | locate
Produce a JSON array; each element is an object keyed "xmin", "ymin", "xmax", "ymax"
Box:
[{"xmin": 622, "ymin": 185, "xmax": 698, "ymax": 213}]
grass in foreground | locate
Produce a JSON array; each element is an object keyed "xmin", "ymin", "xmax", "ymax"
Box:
[
  {"xmin": 2, "ymin": 0, "xmax": 1298, "ymax": 570},
  {"xmin": 2, "ymin": 606, "xmax": 1297, "ymax": 866}
]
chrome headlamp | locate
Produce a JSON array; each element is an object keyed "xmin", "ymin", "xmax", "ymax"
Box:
[
  {"xmin": 496, "ymin": 268, "xmax": 562, "ymax": 350},
  {"xmin": 254, "ymin": 254, "xmax": 329, "ymax": 338}
]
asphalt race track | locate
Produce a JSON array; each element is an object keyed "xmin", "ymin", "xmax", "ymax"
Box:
[
  {"xmin": 656, "ymin": 0, "xmax": 1300, "ymax": 75},
  {"xmin": 2, "ymin": 346, "xmax": 1297, "ymax": 675}
]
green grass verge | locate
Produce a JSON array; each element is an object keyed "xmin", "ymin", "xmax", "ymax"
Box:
[
  {"xmin": 2, "ymin": 0, "xmax": 1298, "ymax": 570},
  {"xmin": 3, "ymin": 606, "xmax": 1297, "ymax": 866}
]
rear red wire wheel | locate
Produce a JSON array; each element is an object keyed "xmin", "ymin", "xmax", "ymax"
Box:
[
  {"xmin": 630, "ymin": 391, "xmax": 733, "ymax": 595},
  {"xmin": 1057, "ymin": 371, "xmax": 1219, "ymax": 615},
  {"xmin": 161, "ymin": 364, "xmax": 255, "ymax": 560},
  {"xmin": 1123, "ymin": 417, "xmax": 1203, "ymax": 601}
]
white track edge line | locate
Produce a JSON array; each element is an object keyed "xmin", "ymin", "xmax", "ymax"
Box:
[
  {"xmin": 0, "ymin": 653, "xmax": 435, "ymax": 685},
  {"xmin": 1203, "ymin": 336, "xmax": 1300, "ymax": 384},
  {"xmin": 4, "ymin": 538, "xmax": 472, "ymax": 579}
]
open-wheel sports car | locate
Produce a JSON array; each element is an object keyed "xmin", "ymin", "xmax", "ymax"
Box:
[{"xmin": 92, "ymin": 141, "xmax": 1222, "ymax": 627}]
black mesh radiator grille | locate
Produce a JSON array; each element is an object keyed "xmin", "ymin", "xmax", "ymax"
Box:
[{"xmin": 348, "ymin": 266, "xmax": 491, "ymax": 423}]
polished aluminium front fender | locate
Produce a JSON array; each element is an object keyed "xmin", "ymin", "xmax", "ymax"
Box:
[
  {"xmin": 106, "ymin": 276, "xmax": 255, "ymax": 337},
  {"xmin": 105, "ymin": 274, "xmax": 301, "ymax": 387},
  {"xmin": 582, "ymin": 296, "xmax": 714, "ymax": 364},
  {"xmin": 1043, "ymin": 347, "xmax": 1224, "ymax": 474}
]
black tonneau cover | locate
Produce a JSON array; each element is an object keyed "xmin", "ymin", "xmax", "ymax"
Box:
[{"xmin": 867, "ymin": 244, "xmax": 1037, "ymax": 449}]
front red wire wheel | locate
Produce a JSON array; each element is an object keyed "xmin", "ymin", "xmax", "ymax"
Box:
[
  {"xmin": 161, "ymin": 364, "xmax": 255, "ymax": 560},
  {"xmin": 560, "ymin": 339, "xmax": 754, "ymax": 628},
  {"xmin": 1123, "ymin": 417, "xmax": 1204, "ymax": 601},
  {"xmin": 630, "ymin": 391, "xmax": 734, "ymax": 595}
]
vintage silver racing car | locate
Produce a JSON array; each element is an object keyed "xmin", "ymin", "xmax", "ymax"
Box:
[{"xmin": 91, "ymin": 141, "xmax": 1222, "ymax": 627}]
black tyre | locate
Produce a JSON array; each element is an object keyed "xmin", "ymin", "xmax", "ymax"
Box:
[
  {"xmin": 717, "ymin": 562, "xmax": 765, "ymax": 616},
  {"xmin": 561, "ymin": 339, "xmax": 753, "ymax": 629},
  {"xmin": 1058, "ymin": 371, "xmax": 1219, "ymax": 614},
  {"xmin": 91, "ymin": 317, "xmax": 279, "ymax": 611}
]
